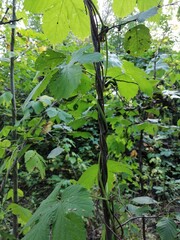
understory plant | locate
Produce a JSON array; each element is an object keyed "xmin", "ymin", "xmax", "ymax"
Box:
[{"xmin": 0, "ymin": 0, "xmax": 179, "ymax": 239}]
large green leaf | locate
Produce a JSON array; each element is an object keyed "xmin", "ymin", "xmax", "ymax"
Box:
[
  {"xmin": 124, "ymin": 24, "xmax": 151, "ymax": 57},
  {"xmin": 53, "ymin": 211, "xmax": 86, "ymax": 240},
  {"xmin": 24, "ymin": 150, "xmax": 46, "ymax": 179},
  {"xmin": 49, "ymin": 64, "xmax": 82, "ymax": 99},
  {"xmin": 24, "ymin": 0, "xmax": 90, "ymax": 43},
  {"xmin": 107, "ymin": 66, "xmax": 142, "ymax": 100},
  {"xmin": 43, "ymin": 0, "xmax": 89, "ymax": 44},
  {"xmin": 35, "ymin": 49, "xmax": 66, "ymax": 71},
  {"xmin": 156, "ymin": 217, "xmax": 178, "ymax": 240},
  {"xmin": 137, "ymin": 0, "xmax": 161, "ymax": 22},
  {"xmin": 113, "ymin": 0, "xmax": 136, "ymax": 18},
  {"xmin": 78, "ymin": 160, "xmax": 132, "ymax": 191},
  {"xmin": 61, "ymin": 185, "xmax": 93, "ymax": 217},
  {"xmin": 23, "ymin": 184, "xmax": 93, "ymax": 240},
  {"xmin": 70, "ymin": 46, "xmax": 102, "ymax": 65},
  {"xmin": 137, "ymin": 0, "xmax": 160, "ymax": 11},
  {"xmin": 107, "ymin": 67, "xmax": 139, "ymax": 100},
  {"xmin": 122, "ymin": 60, "xmax": 153, "ymax": 96},
  {"xmin": 77, "ymin": 164, "xmax": 98, "ymax": 189},
  {"xmin": 24, "ymin": 0, "xmax": 57, "ymax": 13},
  {"xmin": 118, "ymin": 81, "xmax": 139, "ymax": 100},
  {"xmin": 108, "ymin": 161, "xmax": 133, "ymax": 176},
  {"xmin": 119, "ymin": 6, "xmax": 158, "ymax": 26}
]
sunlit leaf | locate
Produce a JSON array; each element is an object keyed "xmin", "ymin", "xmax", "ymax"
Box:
[
  {"xmin": 122, "ymin": 60, "xmax": 153, "ymax": 96},
  {"xmin": 78, "ymin": 164, "xmax": 98, "ymax": 189},
  {"xmin": 118, "ymin": 81, "xmax": 139, "ymax": 100},
  {"xmin": 43, "ymin": 0, "xmax": 89, "ymax": 44},
  {"xmin": 24, "ymin": 0, "xmax": 56, "ymax": 13},
  {"xmin": 78, "ymin": 160, "xmax": 132, "ymax": 190},
  {"xmin": 8, "ymin": 203, "xmax": 32, "ymax": 226},
  {"xmin": 137, "ymin": 0, "xmax": 160, "ymax": 11},
  {"xmin": 113, "ymin": 0, "xmax": 136, "ymax": 18},
  {"xmin": 124, "ymin": 25, "xmax": 151, "ymax": 57}
]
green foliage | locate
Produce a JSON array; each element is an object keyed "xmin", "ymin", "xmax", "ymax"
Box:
[
  {"xmin": 78, "ymin": 160, "xmax": 132, "ymax": 191},
  {"xmin": 24, "ymin": 0, "xmax": 90, "ymax": 43},
  {"xmin": 113, "ymin": 0, "xmax": 136, "ymax": 18},
  {"xmin": 47, "ymin": 146, "xmax": 64, "ymax": 159},
  {"xmin": 132, "ymin": 196, "xmax": 158, "ymax": 205},
  {"xmin": 8, "ymin": 204, "xmax": 32, "ymax": 227},
  {"xmin": 50, "ymin": 64, "xmax": 82, "ymax": 99},
  {"xmin": 22, "ymin": 184, "xmax": 93, "ymax": 240},
  {"xmin": 137, "ymin": 0, "xmax": 160, "ymax": 11},
  {"xmin": 156, "ymin": 217, "xmax": 178, "ymax": 240},
  {"xmin": 0, "ymin": 92, "xmax": 13, "ymax": 107},
  {"xmin": 35, "ymin": 49, "xmax": 66, "ymax": 71},
  {"xmin": 1, "ymin": 0, "xmax": 179, "ymax": 239},
  {"xmin": 107, "ymin": 60, "xmax": 153, "ymax": 99},
  {"xmin": 24, "ymin": 150, "xmax": 46, "ymax": 179},
  {"xmin": 0, "ymin": 140, "xmax": 11, "ymax": 158},
  {"xmin": 124, "ymin": 25, "xmax": 151, "ymax": 57}
]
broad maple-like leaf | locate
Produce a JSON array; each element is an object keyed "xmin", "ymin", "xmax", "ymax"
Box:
[{"xmin": 23, "ymin": 184, "xmax": 93, "ymax": 240}]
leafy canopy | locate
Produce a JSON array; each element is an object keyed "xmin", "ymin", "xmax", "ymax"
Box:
[{"xmin": 24, "ymin": 0, "xmax": 91, "ymax": 43}]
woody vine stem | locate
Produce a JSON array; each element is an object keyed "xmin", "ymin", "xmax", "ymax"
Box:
[{"xmin": 84, "ymin": 1, "xmax": 119, "ymax": 239}]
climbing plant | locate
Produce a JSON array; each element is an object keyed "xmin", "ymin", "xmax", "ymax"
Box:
[{"xmin": 0, "ymin": 0, "xmax": 179, "ymax": 239}]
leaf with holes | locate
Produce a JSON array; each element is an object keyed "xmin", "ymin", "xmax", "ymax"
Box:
[{"xmin": 124, "ymin": 24, "xmax": 151, "ymax": 57}]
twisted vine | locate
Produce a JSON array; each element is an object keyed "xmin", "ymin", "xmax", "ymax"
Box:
[{"xmin": 83, "ymin": 1, "xmax": 116, "ymax": 239}]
